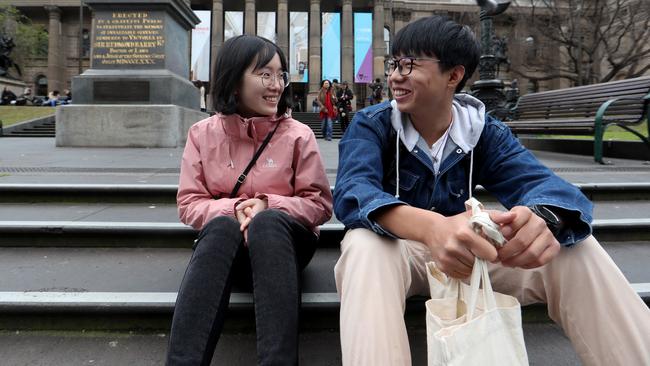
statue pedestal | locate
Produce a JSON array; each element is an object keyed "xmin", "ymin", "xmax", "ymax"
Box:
[
  {"xmin": 56, "ymin": 104, "xmax": 205, "ymax": 147},
  {"xmin": 57, "ymin": 0, "xmax": 207, "ymax": 147},
  {"xmin": 0, "ymin": 76, "xmax": 27, "ymax": 97}
]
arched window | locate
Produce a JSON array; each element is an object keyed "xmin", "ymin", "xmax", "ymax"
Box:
[
  {"xmin": 35, "ymin": 75, "xmax": 48, "ymax": 96},
  {"xmin": 82, "ymin": 29, "xmax": 90, "ymax": 57}
]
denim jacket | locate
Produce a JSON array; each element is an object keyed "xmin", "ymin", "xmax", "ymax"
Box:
[{"xmin": 333, "ymin": 98, "xmax": 593, "ymax": 246}]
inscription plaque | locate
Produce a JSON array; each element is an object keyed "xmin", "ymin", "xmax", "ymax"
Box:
[
  {"xmin": 92, "ymin": 11, "xmax": 165, "ymax": 68},
  {"xmin": 93, "ymin": 81, "xmax": 150, "ymax": 103}
]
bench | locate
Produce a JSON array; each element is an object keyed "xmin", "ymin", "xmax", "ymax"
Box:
[{"xmin": 504, "ymin": 76, "xmax": 650, "ymax": 164}]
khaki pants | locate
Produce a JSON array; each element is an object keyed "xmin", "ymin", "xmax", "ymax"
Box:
[{"xmin": 334, "ymin": 229, "xmax": 650, "ymax": 366}]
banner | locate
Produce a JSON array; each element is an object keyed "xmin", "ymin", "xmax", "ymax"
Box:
[
  {"xmin": 257, "ymin": 12, "xmax": 276, "ymax": 42},
  {"xmin": 322, "ymin": 13, "xmax": 341, "ymax": 82},
  {"xmin": 224, "ymin": 11, "xmax": 243, "ymax": 41},
  {"xmin": 354, "ymin": 13, "xmax": 372, "ymax": 83},
  {"xmin": 289, "ymin": 12, "xmax": 308, "ymax": 83},
  {"xmin": 191, "ymin": 10, "xmax": 211, "ymax": 82}
]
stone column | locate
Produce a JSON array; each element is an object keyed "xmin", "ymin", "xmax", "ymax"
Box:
[
  {"xmin": 277, "ymin": 0, "xmax": 289, "ymax": 59},
  {"xmin": 372, "ymin": 0, "xmax": 385, "ymax": 82},
  {"xmin": 209, "ymin": 0, "xmax": 224, "ymax": 108},
  {"xmin": 393, "ymin": 9, "xmax": 411, "ymax": 34},
  {"xmin": 308, "ymin": 0, "xmax": 321, "ymax": 96},
  {"xmin": 245, "ymin": 0, "xmax": 256, "ymax": 35},
  {"xmin": 45, "ymin": 6, "xmax": 64, "ymax": 93},
  {"xmin": 341, "ymin": 0, "xmax": 353, "ymax": 84}
]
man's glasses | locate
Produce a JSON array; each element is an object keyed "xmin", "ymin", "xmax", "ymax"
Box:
[
  {"xmin": 385, "ymin": 57, "xmax": 441, "ymax": 76},
  {"xmin": 259, "ymin": 71, "xmax": 290, "ymax": 88}
]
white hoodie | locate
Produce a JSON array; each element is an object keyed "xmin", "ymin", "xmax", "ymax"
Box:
[{"xmin": 389, "ymin": 93, "xmax": 487, "ymax": 198}]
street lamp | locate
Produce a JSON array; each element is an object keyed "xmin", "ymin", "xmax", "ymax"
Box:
[{"xmin": 470, "ymin": 0, "xmax": 511, "ymax": 114}]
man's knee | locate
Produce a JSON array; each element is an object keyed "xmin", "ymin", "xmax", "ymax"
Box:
[{"xmin": 336, "ymin": 229, "xmax": 404, "ymax": 278}]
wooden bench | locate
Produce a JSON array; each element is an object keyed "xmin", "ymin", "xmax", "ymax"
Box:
[{"xmin": 504, "ymin": 76, "xmax": 650, "ymax": 164}]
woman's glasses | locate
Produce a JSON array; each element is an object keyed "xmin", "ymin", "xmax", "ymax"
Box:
[{"xmin": 259, "ymin": 71, "xmax": 290, "ymax": 88}]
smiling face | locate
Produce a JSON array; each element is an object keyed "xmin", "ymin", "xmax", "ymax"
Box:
[
  {"xmin": 388, "ymin": 55, "xmax": 464, "ymax": 123},
  {"xmin": 237, "ymin": 53, "xmax": 284, "ymax": 118}
]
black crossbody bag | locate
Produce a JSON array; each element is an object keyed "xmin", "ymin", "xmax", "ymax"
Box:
[{"xmin": 229, "ymin": 122, "xmax": 281, "ymax": 198}]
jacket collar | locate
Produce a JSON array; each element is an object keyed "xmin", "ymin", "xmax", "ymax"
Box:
[{"xmin": 219, "ymin": 111, "xmax": 290, "ymax": 140}]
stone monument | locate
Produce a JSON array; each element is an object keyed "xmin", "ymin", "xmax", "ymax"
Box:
[{"xmin": 57, "ymin": 0, "xmax": 207, "ymax": 147}]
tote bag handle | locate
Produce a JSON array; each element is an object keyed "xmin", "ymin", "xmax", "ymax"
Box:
[{"xmin": 465, "ymin": 259, "xmax": 497, "ymax": 321}]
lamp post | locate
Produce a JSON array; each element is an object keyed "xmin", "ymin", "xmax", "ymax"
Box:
[{"xmin": 471, "ymin": 0, "xmax": 511, "ymax": 114}]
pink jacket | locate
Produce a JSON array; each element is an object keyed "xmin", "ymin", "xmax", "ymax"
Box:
[{"xmin": 177, "ymin": 112, "xmax": 333, "ymax": 233}]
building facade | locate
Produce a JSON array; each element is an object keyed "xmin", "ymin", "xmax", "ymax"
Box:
[{"xmin": 10, "ymin": 0, "xmax": 576, "ymax": 109}]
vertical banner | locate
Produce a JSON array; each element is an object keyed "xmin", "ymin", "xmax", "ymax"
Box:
[
  {"xmin": 224, "ymin": 11, "xmax": 243, "ymax": 41},
  {"xmin": 322, "ymin": 13, "xmax": 341, "ymax": 82},
  {"xmin": 289, "ymin": 12, "xmax": 308, "ymax": 83},
  {"xmin": 354, "ymin": 13, "xmax": 372, "ymax": 83},
  {"xmin": 191, "ymin": 10, "xmax": 211, "ymax": 82},
  {"xmin": 257, "ymin": 12, "xmax": 276, "ymax": 42}
]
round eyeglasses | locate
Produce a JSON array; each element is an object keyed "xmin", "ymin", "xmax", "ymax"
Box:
[
  {"xmin": 385, "ymin": 57, "xmax": 441, "ymax": 76},
  {"xmin": 259, "ymin": 71, "xmax": 290, "ymax": 88}
]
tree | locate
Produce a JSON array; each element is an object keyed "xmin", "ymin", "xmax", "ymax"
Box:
[
  {"xmin": 513, "ymin": 0, "xmax": 650, "ymax": 86},
  {"xmin": 0, "ymin": 5, "xmax": 48, "ymax": 78}
]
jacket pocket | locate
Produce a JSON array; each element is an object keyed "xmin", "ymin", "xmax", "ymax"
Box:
[{"xmin": 387, "ymin": 168, "xmax": 420, "ymax": 192}]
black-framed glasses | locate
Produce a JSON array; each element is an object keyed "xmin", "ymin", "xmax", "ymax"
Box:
[
  {"xmin": 385, "ymin": 57, "xmax": 441, "ymax": 76},
  {"xmin": 259, "ymin": 71, "xmax": 290, "ymax": 88}
]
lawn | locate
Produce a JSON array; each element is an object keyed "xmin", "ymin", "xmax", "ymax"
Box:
[
  {"xmin": 0, "ymin": 106, "xmax": 56, "ymax": 127},
  {"xmin": 542, "ymin": 120, "xmax": 648, "ymax": 141}
]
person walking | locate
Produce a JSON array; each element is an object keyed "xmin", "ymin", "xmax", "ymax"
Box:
[{"xmin": 317, "ymin": 79, "xmax": 337, "ymax": 141}]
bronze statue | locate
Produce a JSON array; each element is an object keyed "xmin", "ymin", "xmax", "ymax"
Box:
[{"xmin": 0, "ymin": 35, "xmax": 22, "ymax": 78}]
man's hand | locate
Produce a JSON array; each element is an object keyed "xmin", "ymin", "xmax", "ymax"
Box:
[
  {"xmin": 235, "ymin": 198, "xmax": 268, "ymax": 242},
  {"xmin": 424, "ymin": 211, "xmax": 500, "ymax": 279},
  {"xmin": 490, "ymin": 206, "xmax": 561, "ymax": 269}
]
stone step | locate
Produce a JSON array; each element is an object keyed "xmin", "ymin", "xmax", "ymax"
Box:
[
  {"xmin": 2, "ymin": 200, "xmax": 649, "ymax": 223},
  {"xmin": 0, "ymin": 243, "xmax": 646, "ymax": 317},
  {"xmin": 0, "ymin": 324, "xmax": 582, "ymax": 366},
  {"xmin": 2, "ymin": 182, "xmax": 649, "ymax": 203},
  {"xmin": 1, "ymin": 218, "xmax": 650, "ymax": 247}
]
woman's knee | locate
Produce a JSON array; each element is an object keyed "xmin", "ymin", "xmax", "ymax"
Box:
[
  {"xmin": 194, "ymin": 215, "xmax": 241, "ymax": 251},
  {"xmin": 247, "ymin": 209, "xmax": 289, "ymax": 233}
]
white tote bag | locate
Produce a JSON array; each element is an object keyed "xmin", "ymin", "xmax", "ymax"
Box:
[{"xmin": 425, "ymin": 259, "xmax": 529, "ymax": 366}]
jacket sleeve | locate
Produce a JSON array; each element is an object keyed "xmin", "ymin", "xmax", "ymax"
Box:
[
  {"xmin": 256, "ymin": 131, "xmax": 333, "ymax": 228},
  {"xmin": 476, "ymin": 118, "xmax": 593, "ymax": 246},
  {"xmin": 177, "ymin": 126, "xmax": 246, "ymax": 230},
  {"xmin": 333, "ymin": 109, "xmax": 406, "ymax": 235}
]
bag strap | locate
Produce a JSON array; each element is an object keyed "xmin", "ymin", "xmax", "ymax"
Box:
[{"xmin": 229, "ymin": 121, "xmax": 281, "ymax": 198}]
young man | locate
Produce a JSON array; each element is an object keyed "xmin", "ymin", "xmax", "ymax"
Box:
[{"xmin": 333, "ymin": 15, "xmax": 650, "ymax": 366}]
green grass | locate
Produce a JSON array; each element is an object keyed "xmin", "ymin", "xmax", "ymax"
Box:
[
  {"xmin": 0, "ymin": 106, "xmax": 56, "ymax": 127},
  {"xmin": 542, "ymin": 120, "xmax": 648, "ymax": 141}
]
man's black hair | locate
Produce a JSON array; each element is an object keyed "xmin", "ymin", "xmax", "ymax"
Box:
[
  {"xmin": 391, "ymin": 15, "xmax": 480, "ymax": 93},
  {"xmin": 210, "ymin": 35, "xmax": 290, "ymax": 115}
]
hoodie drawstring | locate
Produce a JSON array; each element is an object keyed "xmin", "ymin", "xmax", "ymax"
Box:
[{"xmin": 395, "ymin": 127, "xmax": 401, "ymax": 198}]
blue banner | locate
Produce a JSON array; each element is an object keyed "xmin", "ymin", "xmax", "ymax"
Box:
[
  {"xmin": 354, "ymin": 13, "xmax": 372, "ymax": 83},
  {"xmin": 322, "ymin": 13, "xmax": 341, "ymax": 82}
]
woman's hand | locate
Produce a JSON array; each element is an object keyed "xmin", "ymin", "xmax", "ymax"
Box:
[{"xmin": 235, "ymin": 198, "xmax": 268, "ymax": 242}]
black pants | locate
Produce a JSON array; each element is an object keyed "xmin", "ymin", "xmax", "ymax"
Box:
[{"xmin": 166, "ymin": 210, "xmax": 317, "ymax": 366}]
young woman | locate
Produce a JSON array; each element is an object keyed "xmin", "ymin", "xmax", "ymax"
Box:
[
  {"xmin": 317, "ymin": 79, "xmax": 337, "ymax": 141},
  {"xmin": 166, "ymin": 35, "xmax": 333, "ymax": 366}
]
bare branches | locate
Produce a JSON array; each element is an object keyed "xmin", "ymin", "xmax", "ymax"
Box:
[{"xmin": 514, "ymin": 0, "xmax": 650, "ymax": 85}]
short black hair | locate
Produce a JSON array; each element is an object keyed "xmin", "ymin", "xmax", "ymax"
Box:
[
  {"xmin": 210, "ymin": 35, "xmax": 290, "ymax": 115},
  {"xmin": 391, "ymin": 15, "xmax": 480, "ymax": 92}
]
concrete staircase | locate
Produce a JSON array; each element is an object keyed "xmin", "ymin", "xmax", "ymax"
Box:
[
  {"xmin": 0, "ymin": 182, "xmax": 649, "ymax": 364},
  {"xmin": 1, "ymin": 116, "xmax": 55, "ymax": 137},
  {"xmin": 292, "ymin": 112, "xmax": 352, "ymax": 139}
]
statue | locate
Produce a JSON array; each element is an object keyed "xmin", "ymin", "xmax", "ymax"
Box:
[
  {"xmin": 0, "ymin": 35, "xmax": 22, "ymax": 79},
  {"xmin": 493, "ymin": 35, "xmax": 510, "ymax": 75}
]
